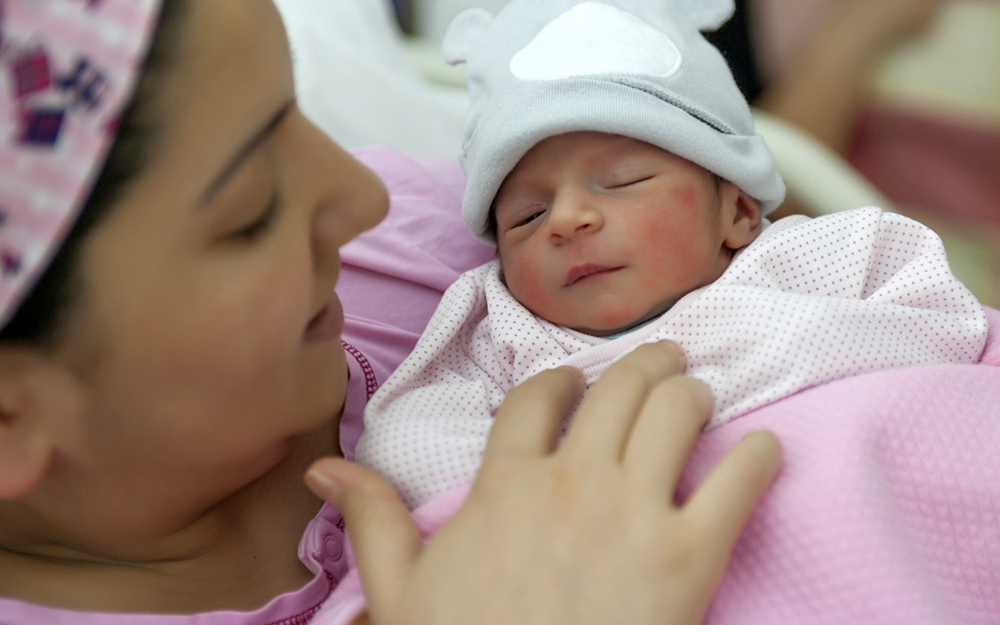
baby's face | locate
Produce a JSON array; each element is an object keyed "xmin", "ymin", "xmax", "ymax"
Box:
[{"xmin": 494, "ymin": 132, "xmax": 759, "ymax": 336}]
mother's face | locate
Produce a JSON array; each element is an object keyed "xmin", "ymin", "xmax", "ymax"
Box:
[{"xmin": 33, "ymin": 0, "xmax": 387, "ymax": 549}]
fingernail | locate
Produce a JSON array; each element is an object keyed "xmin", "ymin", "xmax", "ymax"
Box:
[{"xmin": 305, "ymin": 468, "xmax": 340, "ymax": 499}]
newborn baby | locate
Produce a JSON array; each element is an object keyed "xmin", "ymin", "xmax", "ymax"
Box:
[{"xmin": 355, "ymin": 0, "xmax": 987, "ymax": 509}]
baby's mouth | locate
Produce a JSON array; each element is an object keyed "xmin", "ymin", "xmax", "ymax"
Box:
[{"xmin": 565, "ymin": 264, "xmax": 623, "ymax": 286}]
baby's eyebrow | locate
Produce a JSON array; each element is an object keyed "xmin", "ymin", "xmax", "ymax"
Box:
[{"xmin": 200, "ymin": 99, "xmax": 295, "ymax": 204}]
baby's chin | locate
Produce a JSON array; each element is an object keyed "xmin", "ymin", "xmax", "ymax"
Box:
[{"xmin": 570, "ymin": 300, "xmax": 678, "ymax": 338}]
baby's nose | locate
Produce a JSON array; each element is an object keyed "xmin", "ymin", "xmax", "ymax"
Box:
[{"xmin": 548, "ymin": 190, "xmax": 604, "ymax": 240}]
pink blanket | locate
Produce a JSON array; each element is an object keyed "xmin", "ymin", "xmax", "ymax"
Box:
[
  {"xmin": 692, "ymin": 305, "xmax": 1000, "ymax": 623},
  {"xmin": 319, "ymin": 307, "xmax": 1000, "ymax": 624}
]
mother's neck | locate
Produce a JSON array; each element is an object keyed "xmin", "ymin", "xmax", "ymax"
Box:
[{"xmin": 0, "ymin": 419, "xmax": 340, "ymax": 614}]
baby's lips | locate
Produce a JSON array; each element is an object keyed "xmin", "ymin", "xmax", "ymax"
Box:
[{"xmin": 565, "ymin": 264, "xmax": 622, "ymax": 286}]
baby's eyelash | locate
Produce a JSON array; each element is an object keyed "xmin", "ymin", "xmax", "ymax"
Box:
[
  {"xmin": 611, "ymin": 176, "xmax": 653, "ymax": 189},
  {"xmin": 515, "ymin": 210, "xmax": 545, "ymax": 228}
]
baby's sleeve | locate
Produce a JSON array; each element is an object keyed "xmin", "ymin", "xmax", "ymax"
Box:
[{"xmin": 354, "ymin": 262, "xmax": 510, "ymax": 510}]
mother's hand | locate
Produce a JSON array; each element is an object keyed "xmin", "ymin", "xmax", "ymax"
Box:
[{"xmin": 307, "ymin": 341, "xmax": 782, "ymax": 625}]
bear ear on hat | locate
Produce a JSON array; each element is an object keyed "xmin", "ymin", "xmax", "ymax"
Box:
[
  {"xmin": 675, "ymin": 0, "xmax": 735, "ymax": 31},
  {"xmin": 442, "ymin": 8, "xmax": 495, "ymax": 65}
]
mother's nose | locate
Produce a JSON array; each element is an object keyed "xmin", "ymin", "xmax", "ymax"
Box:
[
  {"xmin": 310, "ymin": 161, "xmax": 388, "ymax": 261},
  {"xmin": 273, "ymin": 110, "xmax": 389, "ymax": 257},
  {"xmin": 292, "ymin": 118, "xmax": 389, "ymax": 259}
]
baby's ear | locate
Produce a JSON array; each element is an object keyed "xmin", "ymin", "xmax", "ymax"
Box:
[
  {"xmin": 0, "ymin": 350, "xmax": 58, "ymax": 499},
  {"xmin": 442, "ymin": 8, "xmax": 495, "ymax": 65},
  {"xmin": 724, "ymin": 186, "xmax": 762, "ymax": 250},
  {"xmin": 675, "ymin": 0, "xmax": 735, "ymax": 32}
]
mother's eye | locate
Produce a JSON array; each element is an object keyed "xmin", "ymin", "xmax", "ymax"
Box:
[{"xmin": 232, "ymin": 192, "xmax": 280, "ymax": 241}]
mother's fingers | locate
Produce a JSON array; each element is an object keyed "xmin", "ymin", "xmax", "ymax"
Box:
[
  {"xmin": 561, "ymin": 341, "xmax": 687, "ymax": 463},
  {"xmin": 684, "ymin": 431, "xmax": 783, "ymax": 556},
  {"xmin": 623, "ymin": 376, "xmax": 714, "ymax": 495},
  {"xmin": 485, "ymin": 366, "xmax": 585, "ymax": 459}
]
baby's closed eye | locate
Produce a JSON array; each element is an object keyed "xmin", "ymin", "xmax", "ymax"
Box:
[
  {"xmin": 606, "ymin": 175, "xmax": 654, "ymax": 189},
  {"xmin": 514, "ymin": 209, "xmax": 546, "ymax": 228}
]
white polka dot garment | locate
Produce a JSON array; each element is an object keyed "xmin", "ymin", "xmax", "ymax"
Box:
[{"xmin": 354, "ymin": 207, "xmax": 989, "ymax": 510}]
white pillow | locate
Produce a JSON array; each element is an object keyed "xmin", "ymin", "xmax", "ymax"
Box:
[{"xmin": 272, "ymin": 0, "xmax": 469, "ymax": 157}]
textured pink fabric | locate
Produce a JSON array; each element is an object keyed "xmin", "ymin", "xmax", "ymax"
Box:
[
  {"xmin": 695, "ymin": 307, "xmax": 1000, "ymax": 624},
  {"xmin": 0, "ymin": 0, "xmax": 162, "ymax": 327},
  {"xmin": 332, "ymin": 306, "xmax": 1000, "ymax": 625}
]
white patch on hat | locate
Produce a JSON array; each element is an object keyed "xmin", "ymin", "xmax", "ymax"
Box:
[{"xmin": 510, "ymin": 2, "xmax": 682, "ymax": 82}]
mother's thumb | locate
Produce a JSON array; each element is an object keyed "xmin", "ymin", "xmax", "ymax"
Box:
[{"xmin": 305, "ymin": 458, "xmax": 422, "ymax": 611}]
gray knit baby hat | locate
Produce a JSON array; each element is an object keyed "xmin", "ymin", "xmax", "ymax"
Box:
[{"xmin": 444, "ymin": 0, "xmax": 786, "ymax": 241}]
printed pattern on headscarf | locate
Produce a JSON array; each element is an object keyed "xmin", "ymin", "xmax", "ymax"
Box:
[
  {"xmin": 355, "ymin": 207, "xmax": 989, "ymax": 510},
  {"xmin": 0, "ymin": 0, "xmax": 162, "ymax": 328}
]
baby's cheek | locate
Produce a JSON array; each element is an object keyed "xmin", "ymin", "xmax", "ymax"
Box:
[
  {"xmin": 631, "ymin": 205, "xmax": 706, "ymax": 287},
  {"xmin": 642, "ymin": 248, "xmax": 704, "ymax": 291},
  {"xmin": 505, "ymin": 259, "xmax": 555, "ymax": 318},
  {"xmin": 630, "ymin": 217, "xmax": 685, "ymax": 266},
  {"xmin": 668, "ymin": 184, "xmax": 701, "ymax": 212}
]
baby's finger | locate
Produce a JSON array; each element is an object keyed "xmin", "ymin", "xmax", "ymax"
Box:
[
  {"xmin": 623, "ymin": 376, "xmax": 714, "ymax": 496},
  {"xmin": 485, "ymin": 366, "xmax": 585, "ymax": 460},
  {"xmin": 305, "ymin": 458, "xmax": 421, "ymax": 618},
  {"xmin": 561, "ymin": 341, "xmax": 687, "ymax": 463},
  {"xmin": 683, "ymin": 431, "xmax": 783, "ymax": 558}
]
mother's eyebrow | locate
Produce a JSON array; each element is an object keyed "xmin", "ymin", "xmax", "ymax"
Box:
[{"xmin": 201, "ymin": 99, "xmax": 295, "ymax": 203}]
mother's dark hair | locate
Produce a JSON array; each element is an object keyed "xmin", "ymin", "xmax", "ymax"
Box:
[{"xmin": 0, "ymin": 0, "xmax": 189, "ymax": 346}]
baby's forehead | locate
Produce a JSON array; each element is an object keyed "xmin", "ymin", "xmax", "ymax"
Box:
[
  {"xmin": 528, "ymin": 131, "xmax": 670, "ymax": 158},
  {"xmin": 501, "ymin": 132, "xmax": 697, "ymax": 187}
]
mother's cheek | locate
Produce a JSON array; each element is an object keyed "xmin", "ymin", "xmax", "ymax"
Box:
[
  {"xmin": 226, "ymin": 280, "xmax": 306, "ymax": 370},
  {"xmin": 174, "ymin": 268, "xmax": 308, "ymax": 397}
]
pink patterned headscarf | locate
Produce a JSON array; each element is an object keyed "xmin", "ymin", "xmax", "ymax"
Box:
[{"xmin": 0, "ymin": 0, "xmax": 163, "ymax": 329}]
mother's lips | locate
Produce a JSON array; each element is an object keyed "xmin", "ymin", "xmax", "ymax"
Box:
[
  {"xmin": 565, "ymin": 264, "xmax": 623, "ymax": 286},
  {"xmin": 304, "ymin": 294, "xmax": 345, "ymax": 343}
]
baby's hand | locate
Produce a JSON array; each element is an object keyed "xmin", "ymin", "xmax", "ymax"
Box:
[{"xmin": 310, "ymin": 342, "xmax": 782, "ymax": 625}]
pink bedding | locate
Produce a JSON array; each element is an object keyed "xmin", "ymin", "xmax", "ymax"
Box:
[{"xmin": 692, "ymin": 304, "xmax": 1000, "ymax": 623}]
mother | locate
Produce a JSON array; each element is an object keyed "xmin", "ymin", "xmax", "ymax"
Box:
[{"xmin": 0, "ymin": 0, "xmax": 781, "ymax": 623}]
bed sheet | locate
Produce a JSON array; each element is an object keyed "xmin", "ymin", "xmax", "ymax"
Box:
[{"xmin": 272, "ymin": 0, "xmax": 469, "ymax": 157}]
